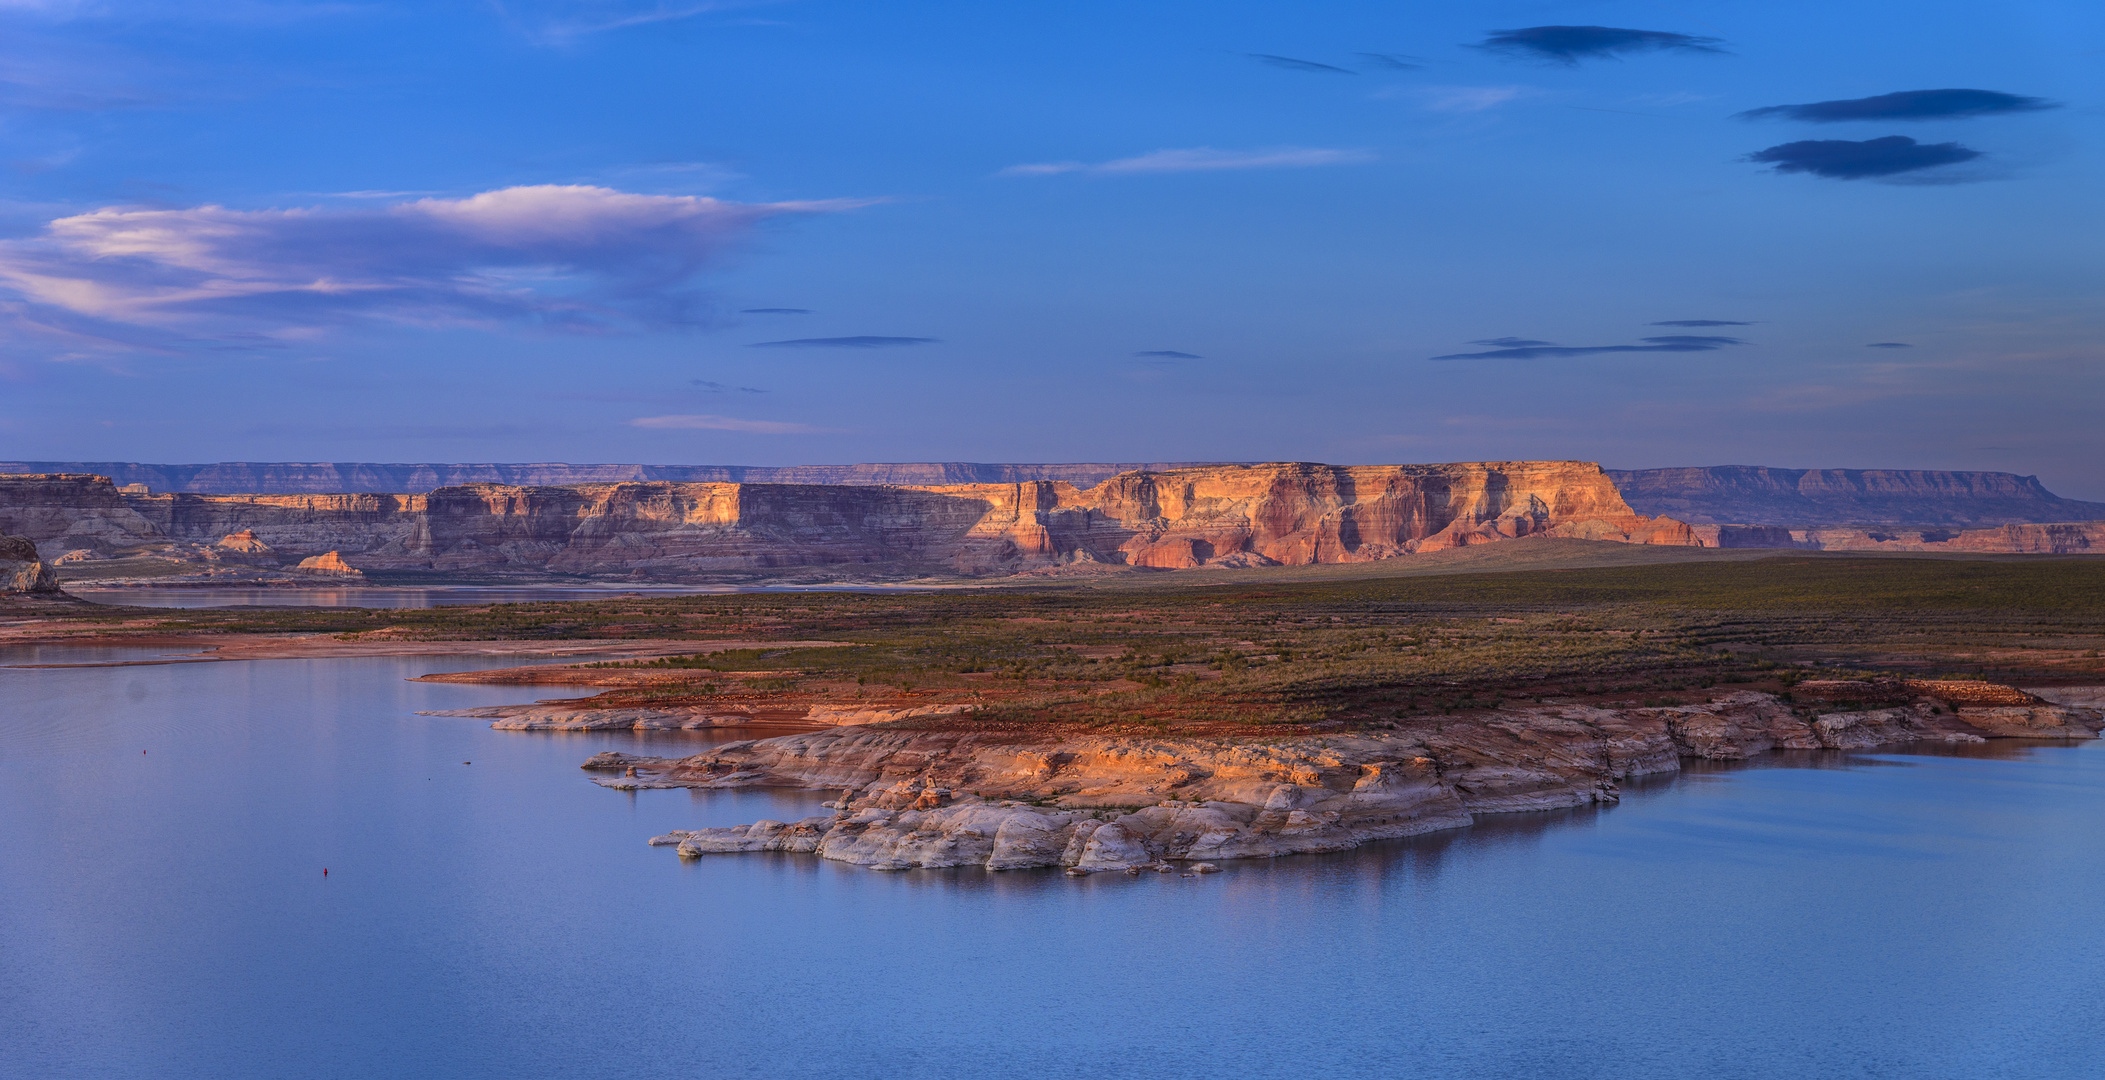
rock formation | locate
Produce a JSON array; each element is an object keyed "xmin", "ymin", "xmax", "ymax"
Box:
[
  {"xmin": 1792, "ymin": 521, "xmax": 2104, "ymax": 555},
  {"xmin": 0, "ymin": 474, "xmax": 162, "ymax": 558},
  {"xmin": 591, "ymin": 684, "xmax": 2101, "ymax": 872},
  {"xmin": 11, "ymin": 462, "xmax": 2096, "ymax": 574},
  {"xmin": 214, "ymin": 529, "xmax": 274, "ymax": 555},
  {"xmin": 0, "ymin": 535, "xmax": 62, "ymax": 594},
  {"xmin": 0, "ymin": 460, "xmax": 1238, "ymax": 494},
  {"xmin": 293, "ymin": 551, "xmax": 364, "ymax": 577},
  {"xmin": 0, "ymin": 462, "xmax": 1699, "ymax": 578},
  {"xmin": 1609, "ymin": 466, "xmax": 2105, "ymax": 529}
]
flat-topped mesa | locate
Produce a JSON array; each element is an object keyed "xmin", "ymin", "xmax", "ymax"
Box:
[
  {"xmin": 910, "ymin": 460, "xmax": 1697, "ymax": 572},
  {"xmin": 1609, "ymin": 466, "xmax": 2105, "ymax": 529},
  {"xmin": 2, "ymin": 462, "xmax": 1693, "ymax": 577},
  {"xmin": 0, "ymin": 474, "xmax": 162, "ymax": 559},
  {"xmin": 401, "ymin": 460, "xmax": 1695, "ymax": 575}
]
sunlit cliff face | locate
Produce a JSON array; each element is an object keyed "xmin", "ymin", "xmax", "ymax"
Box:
[{"xmin": 2, "ymin": 462, "xmax": 1690, "ymax": 576}]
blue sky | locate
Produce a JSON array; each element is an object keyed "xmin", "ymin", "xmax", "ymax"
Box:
[{"xmin": 0, "ymin": 1, "xmax": 2100, "ymax": 495}]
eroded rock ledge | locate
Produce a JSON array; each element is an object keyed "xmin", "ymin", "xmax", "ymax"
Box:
[{"xmin": 587, "ymin": 686, "xmax": 2102, "ymax": 873}]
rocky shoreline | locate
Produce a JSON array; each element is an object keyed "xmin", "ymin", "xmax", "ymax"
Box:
[{"xmin": 584, "ymin": 684, "xmax": 2103, "ymax": 873}]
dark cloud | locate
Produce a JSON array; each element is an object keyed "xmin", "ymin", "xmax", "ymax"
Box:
[
  {"xmin": 748, "ymin": 336, "xmax": 938, "ymax": 348},
  {"xmin": 1866, "ymin": 342, "xmax": 1913, "ymax": 349},
  {"xmin": 1134, "ymin": 349, "xmax": 1202, "ymax": 359},
  {"xmin": 1474, "ymin": 26, "xmax": 1725, "ymax": 65},
  {"xmin": 1643, "ymin": 335, "xmax": 1744, "ymax": 347},
  {"xmin": 1651, "ymin": 319, "xmax": 1751, "ymax": 327},
  {"xmin": 1746, "ymin": 136, "xmax": 1982, "ymax": 179},
  {"xmin": 1469, "ymin": 336, "xmax": 1555, "ymax": 348},
  {"xmin": 692, "ymin": 380, "xmax": 770, "ymax": 392},
  {"xmin": 1434, "ymin": 335, "xmax": 1744, "ymax": 360},
  {"xmin": 1247, "ymin": 54, "xmax": 1355, "ymax": 75},
  {"xmin": 1738, "ymin": 89, "xmax": 2056, "ymax": 123},
  {"xmin": 1355, "ymin": 53, "xmax": 1424, "ymax": 70},
  {"xmin": 741, "ymin": 307, "xmax": 812, "ymax": 314}
]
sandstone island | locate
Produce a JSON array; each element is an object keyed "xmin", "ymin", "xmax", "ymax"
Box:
[{"xmin": 4, "ymin": 459, "xmax": 2102, "ymax": 877}]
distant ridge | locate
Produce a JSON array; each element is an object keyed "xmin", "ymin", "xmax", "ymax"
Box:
[
  {"xmin": 0, "ymin": 461, "xmax": 1243, "ymax": 495},
  {"xmin": 1608, "ymin": 466, "xmax": 2105, "ymax": 528},
  {"xmin": 6, "ymin": 461, "xmax": 2097, "ymax": 530}
]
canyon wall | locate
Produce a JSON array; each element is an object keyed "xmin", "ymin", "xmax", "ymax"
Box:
[
  {"xmin": 1789, "ymin": 522, "xmax": 2105, "ymax": 555},
  {"xmin": 0, "ymin": 461, "xmax": 1694, "ymax": 577},
  {"xmin": 0, "ymin": 460, "xmax": 1236, "ymax": 494},
  {"xmin": 1609, "ymin": 466, "xmax": 2105, "ymax": 528}
]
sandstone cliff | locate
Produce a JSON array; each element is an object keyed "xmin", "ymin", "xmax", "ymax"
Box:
[
  {"xmin": 0, "ymin": 475, "xmax": 162, "ymax": 558},
  {"xmin": 1609, "ymin": 466, "xmax": 2105, "ymax": 529},
  {"xmin": 1788, "ymin": 521, "xmax": 2105, "ymax": 555},
  {"xmin": 2, "ymin": 462, "xmax": 1697, "ymax": 577},
  {"xmin": 0, "ymin": 460, "xmax": 1236, "ymax": 494}
]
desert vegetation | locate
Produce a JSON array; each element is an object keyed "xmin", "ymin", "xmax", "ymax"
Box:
[{"xmin": 25, "ymin": 555, "xmax": 2105, "ymax": 739}]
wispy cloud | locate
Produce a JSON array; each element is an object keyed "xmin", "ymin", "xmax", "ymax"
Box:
[
  {"xmin": 740, "ymin": 307, "xmax": 810, "ymax": 314},
  {"xmin": 491, "ymin": 1, "xmax": 768, "ymax": 45},
  {"xmin": 1738, "ymin": 89, "xmax": 2057, "ymax": 123},
  {"xmin": 1652, "ymin": 319, "xmax": 1751, "ymax": 327},
  {"xmin": 1001, "ymin": 146, "xmax": 1373, "ymax": 177},
  {"xmin": 1355, "ymin": 52, "xmax": 1423, "ymax": 71},
  {"xmin": 629, "ymin": 413, "xmax": 823, "ymax": 433},
  {"xmin": 692, "ymin": 379, "xmax": 769, "ymax": 392},
  {"xmin": 0, "ymin": 185, "xmax": 865, "ymax": 347},
  {"xmin": 1412, "ymin": 85, "xmax": 1529, "ymax": 113},
  {"xmin": 1246, "ymin": 53, "xmax": 1354, "ymax": 75},
  {"xmin": 1434, "ymin": 334, "xmax": 1746, "ymax": 360},
  {"xmin": 1135, "ymin": 349, "xmax": 1201, "ymax": 359},
  {"xmin": 748, "ymin": 335, "xmax": 936, "ymax": 348},
  {"xmin": 1866, "ymin": 341, "xmax": 1913, "ymax": 349},
  {"xmin": 1746, "ymin": 136, "xmax": 1982, "ymax": 180},
  {"xmin": 1473, "ymin": 26, "xmax": 1726, "ymax": 65}
]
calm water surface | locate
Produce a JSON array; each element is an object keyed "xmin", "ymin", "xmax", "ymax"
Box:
[
  {"xmin": 3, "ymin": 650, "xmax": 2101, "ymax": 1079},
  {"xmin": 65, "ymin": 583, "xmax": 939, "ymax": 609}
]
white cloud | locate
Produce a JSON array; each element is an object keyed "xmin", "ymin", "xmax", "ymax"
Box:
[
  {"xmin": 1000, "ymin": 146, "xmax": 1373, "ymax": 177},
  {"xmin": 490, "ymin": 1, "xmax": 773, "ymax": 45},
  {"xmin": 1411, "ymin": 85, "xmax": 1531, "ymax": 113},
  {"xmin": 629, "ymin": 413, "xmax": 824, "ymax": 434},
  {"xmin": 0, "ymin": 184, "xmax": 865, "ymax": 341}
]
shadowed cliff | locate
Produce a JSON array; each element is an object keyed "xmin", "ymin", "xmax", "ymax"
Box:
[
  {"xmin": 0, "ymin": 460, "xmax": 1241, "ymax": 494},
  {"xmin": 1609, "ymin": 466, "xmax": 2105, "ymax": 528}
]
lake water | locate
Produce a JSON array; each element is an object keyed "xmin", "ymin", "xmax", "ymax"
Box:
[
  {"xmin": 65, "ymin": 583, "xmax": 942, "ymax": 609},
  {"xmin": 3, "ymin": 649, "xmax": 2101, "ymax": 1080}
]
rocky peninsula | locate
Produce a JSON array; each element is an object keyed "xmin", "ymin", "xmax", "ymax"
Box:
[{"xmin": 584, "ymin": 680, "xmax": 2102, "ymax": 873}]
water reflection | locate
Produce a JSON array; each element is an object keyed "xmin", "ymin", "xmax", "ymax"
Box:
[
  {"xmin": 3, "ymin": 653, "xmax": 2100, "ymax": 1079},
  {"xmin": 66, "ymin": 582, "xmax": 944, "ymax": 609}
]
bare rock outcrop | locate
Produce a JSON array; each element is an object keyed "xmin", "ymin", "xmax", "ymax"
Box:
[
  {"xmin": 292, "ymin": 551, "xmax": 364, "ymax": 578},
  {"xmin": 214, "ymin": 529, "xmax": 274, "ymax": 554},
  {"xmin": 1, "ymin": 534, "xmax": 62, "ymax": 594},
  {"xmin": 592, "ymin": 688, "xmax": 2103, "ymax": 872},
  {"xmin": 421, "ymin": 701, "xmax": 972, "ymax": 730}
]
